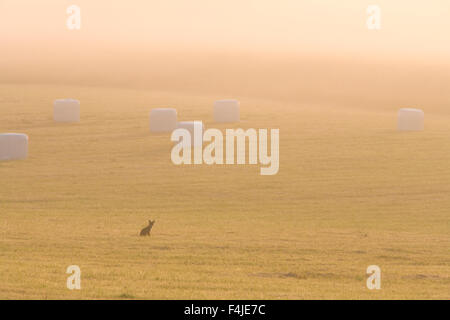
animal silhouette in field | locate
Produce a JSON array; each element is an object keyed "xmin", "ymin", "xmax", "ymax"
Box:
[{"xmin": 140, "ymin": 220, "xmax": 156, "ymax": 236}]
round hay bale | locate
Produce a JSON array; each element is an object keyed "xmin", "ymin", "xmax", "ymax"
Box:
[
  {"xmin": 0, "ymin": 133, "xmax": 28, "ymax": 161},
  {"xmin": 150, "ymin": 108, "xmax": 178, "ymax": 132},
  {"xmin": 54, "ymin": 99, "xmax": 80, "ymax": 122},
  {"xmin": 398, "ymin": 108, "xmax": 424, "ymax": 131},
  {"xmin": 214, "ymin": 99, "xmax": 240, "ymax": 123},
  {"xmin": 176, "ymin": 121, "xmax": 204, "ymax": 147}
]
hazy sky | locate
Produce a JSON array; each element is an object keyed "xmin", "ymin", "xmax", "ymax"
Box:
[
  {"xmin": 1, "ymin": 0, "xmax": 449, "ymax": 59},
  {"xmin": 0, "ymin": 1, "xmax": 449, "ymax": 107}
]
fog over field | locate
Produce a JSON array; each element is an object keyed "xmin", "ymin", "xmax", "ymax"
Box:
[{"xmin": 1, "ymin": 1, "xmax": 449, "ymax": 108}]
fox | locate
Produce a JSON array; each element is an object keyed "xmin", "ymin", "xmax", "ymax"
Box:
[{"xmin": 140, "ymin": 220, "xmax": 155, "ymax": 236}]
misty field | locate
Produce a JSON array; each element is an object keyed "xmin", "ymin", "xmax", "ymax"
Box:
[{"xmin": 0, "ymin": 83, "xmax": 449, "ymax": 299}]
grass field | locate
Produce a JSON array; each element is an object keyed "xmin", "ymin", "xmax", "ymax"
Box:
[{"xmin": 0, "ymin": 83, "xmax": 449, "ymax": 299}]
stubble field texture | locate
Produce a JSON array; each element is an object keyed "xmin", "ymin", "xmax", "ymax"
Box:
[{"xmin": 0, "ymin": 80, "xmax": 449, "ymax": 299}]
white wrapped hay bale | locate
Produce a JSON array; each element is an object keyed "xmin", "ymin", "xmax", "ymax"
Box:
[
  {"xmin": 214, "ymin": 99, "xmax": 240, "ymax": 123},
  {"xmin": 398, "ymin": 108, "xmax": 424, "ymax": 131},
  {"xmin": 176, "ymin": 121, "xmax": 204, "ymax": 147},
  {"xmin": 150, "ymin": 108, "xmax": 178, "ymax": 132},
  {"xmin": 0, "ymin": 133, "xmax": 28, "ymax": 161},
  {"xmin": 54, "ymin": 99, "xmax": 80, "ymax": 122}
]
